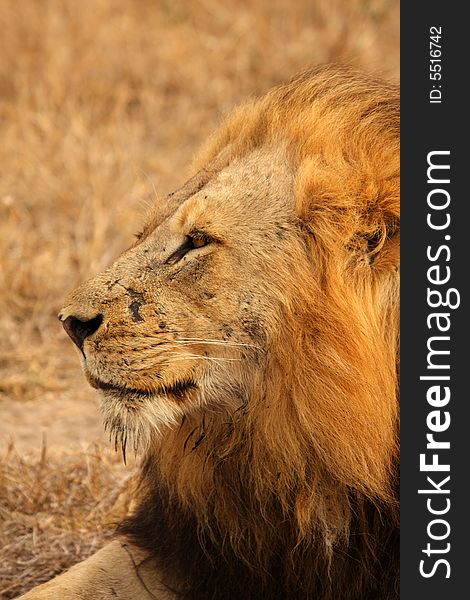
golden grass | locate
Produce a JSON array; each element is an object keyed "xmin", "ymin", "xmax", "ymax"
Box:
[
  {"xmin": 0, "ymin": 443, "xmax": 136, "ymax": 598},
  {"xmin": 0, "ymin": 0, "xmax": 398, "ymax": 596}
]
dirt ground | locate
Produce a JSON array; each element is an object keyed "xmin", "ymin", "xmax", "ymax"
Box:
[{"xmin": 0, "ymin": 0, "xmax": 399, "ymax": 597}]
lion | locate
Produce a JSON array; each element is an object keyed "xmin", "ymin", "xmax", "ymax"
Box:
[{"xmin": 20, "ymin": 64, "xmax": 399, "ymax": 600}]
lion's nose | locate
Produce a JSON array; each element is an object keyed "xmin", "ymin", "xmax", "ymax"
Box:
[{"xmin": 60, "ymin": 314, "xmax": 103, "ymax": 352}]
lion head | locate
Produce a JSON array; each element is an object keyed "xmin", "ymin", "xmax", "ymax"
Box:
[{"xmin": 60, "ymin": 65, "xmax": 399, "ymax": 599}]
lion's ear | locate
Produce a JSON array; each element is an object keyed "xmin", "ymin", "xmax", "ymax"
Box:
[
  {"xmin": 377, "ymin": 230, "xmax": 400, "ymax": 272},
  {"xmin": 350, "ymin": 215, "xmax": 399, "ymax": 272}
]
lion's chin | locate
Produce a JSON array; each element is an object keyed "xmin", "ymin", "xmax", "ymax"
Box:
[{"xmin": 97, "ymin": 381, "xmax": 196, "ymax": 459}]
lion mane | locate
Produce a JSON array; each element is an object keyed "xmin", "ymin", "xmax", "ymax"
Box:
[{"xmin": 58, "ymin": 65, "xmax": 400, "ymax": 600}]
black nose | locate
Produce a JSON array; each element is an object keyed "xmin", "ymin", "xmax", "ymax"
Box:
[{"xmin": 61, "ymin": 314, "xmax": 103, "ymax": 352}]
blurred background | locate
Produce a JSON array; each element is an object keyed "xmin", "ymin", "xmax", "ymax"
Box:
[{"xmin": 0, "ymin": 0, "xmax": 399, "ymax": 596}]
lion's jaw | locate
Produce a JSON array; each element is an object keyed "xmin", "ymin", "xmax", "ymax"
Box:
[{"xmin": 59, "ymin": 148, "xmax": 294, "ymax": 454}]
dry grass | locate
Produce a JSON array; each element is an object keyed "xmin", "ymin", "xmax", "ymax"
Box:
[
  {"xmin": 0, "ymin": 443, "xmax": 136, "ymax": 598},
  {"xmin": 0, "ymin": 0, "xmax": 399, "ymax": 596}
]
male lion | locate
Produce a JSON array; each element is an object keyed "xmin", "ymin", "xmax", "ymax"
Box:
[{"xmin": 21, "ymin": 65, "xmax": 399, "ymax": 600}]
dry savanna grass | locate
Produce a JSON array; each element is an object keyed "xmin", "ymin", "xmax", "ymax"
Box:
[
  {"xmin": 0, "ymin": 443, "xmax": 135, "ymax": 598},
  {"xmin": 0, "ymin": 0, "xmax": 399, "ymax": 596}
]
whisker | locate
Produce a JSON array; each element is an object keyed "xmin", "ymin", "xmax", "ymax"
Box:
[
  {"xmin": 132, "ymin": 330, "xmax": 264, "ymax": 352},
  {"xmin": 171, "ymin": 338, "xmax": 263, "ymax": 351},
  {"xmin": 157, "ymin": 329, "xmax": 225, "ymax": 335},
  {"xmin": 169, "ymin": 356, "xmax": 241, "ymax": 363}
]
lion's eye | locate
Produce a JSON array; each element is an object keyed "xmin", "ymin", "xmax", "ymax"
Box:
[
  {"xmin": 190, "ymin": 234, "xmax": 209, "ymax": 249},
  {"xmin": 166, "ymin": 233, "xmax": 212, "ymax": 265}
]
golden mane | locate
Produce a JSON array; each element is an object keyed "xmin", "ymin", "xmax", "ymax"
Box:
[{"xmin": 118, "ymin": 65, "xmax": 400, "ymax": 599}]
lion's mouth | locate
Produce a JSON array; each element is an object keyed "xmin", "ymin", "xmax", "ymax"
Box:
[{"xmin": 89, "ymin": 376, "xmax": 198, "ymax": 400}]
